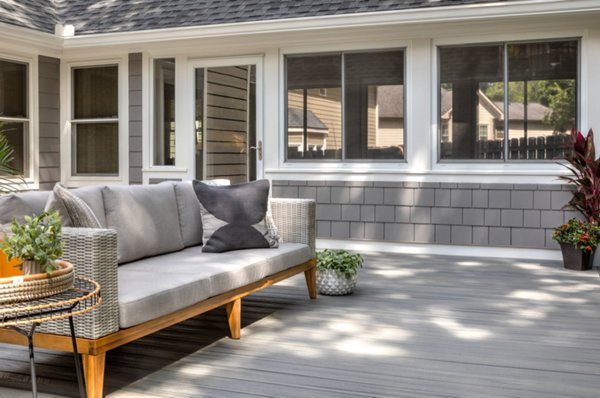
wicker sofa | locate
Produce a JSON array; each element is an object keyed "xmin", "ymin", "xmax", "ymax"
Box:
[{"xmin": 0, "ymin": 182, "xmax": 316, "ymax": 398}]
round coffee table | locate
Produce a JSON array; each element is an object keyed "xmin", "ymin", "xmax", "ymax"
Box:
[{"xmin": 0, "ymin": 277, "xmax": 101, "ymax": 398}]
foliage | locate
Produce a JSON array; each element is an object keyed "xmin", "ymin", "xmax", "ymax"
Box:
[
  {"xmin": 0, "ymin": 210, "xmax": 64, "ymax": 273},
  {"xmin": 482, "ymin": 79, "xmax": 576, "ymax": 133},
  {"xmin": 558, "ymin": 128, "xmax": 600, "ymax": 223},
  {"xmin": 316, "ymin": 249, "xmax": 363, "ymax": 278},
  {"xmin": 0, "ymin": 130, "xmax": 26, "ymax": 194},
  {"xmin": 552, "ymin": 218, "xmax": 600, "ymax": 253}
]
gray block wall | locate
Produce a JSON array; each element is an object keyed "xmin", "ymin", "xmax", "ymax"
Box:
[
  {"xmin": 128, "ymin": 53, "xmax": 143, "ymax": 184},
  {"xmin": 38, "ymin": 56, "xmax": 60, "ymax": 190},
  {"xmin": 272, "ymin": 180, "xmax": 578, "ymax": 250}
]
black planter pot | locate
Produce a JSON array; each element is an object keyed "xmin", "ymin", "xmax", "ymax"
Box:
[{"xmin": 559, "ymin": 243, "xmax": 595, "ymax": 271}]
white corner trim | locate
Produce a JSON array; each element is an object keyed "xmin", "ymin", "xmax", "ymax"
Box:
[
  {"xmin": 61, "ymin": 0, "xmax": 600, "ymax": 48},
  {"xmin": 317, "ymin": 239, "xmax": 563, "ymax": 261}
]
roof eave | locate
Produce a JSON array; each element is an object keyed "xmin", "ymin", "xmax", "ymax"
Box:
[
  {"xmin": 0, "ymin": 22, "xmax": 62, "ymax": 53},
  {"xmin": 61, "ymin": 0, "xmax": 600, "ymax": 49}
]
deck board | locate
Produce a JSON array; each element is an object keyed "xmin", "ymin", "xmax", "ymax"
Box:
[{"xmin": 0, "ymin": 253, "xmax": 599, "ymax": 397}]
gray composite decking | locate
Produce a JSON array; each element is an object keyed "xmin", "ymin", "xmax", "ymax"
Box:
[{"xmin": 0, "ymin": 253, "xmax": 599, "ymax": 397}]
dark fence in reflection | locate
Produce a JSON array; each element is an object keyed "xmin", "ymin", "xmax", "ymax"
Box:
[{"xmin": 441, "ymin": 134, "xmax": 572, "ymax": 160}]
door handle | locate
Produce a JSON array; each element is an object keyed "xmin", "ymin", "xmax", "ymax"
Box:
[{"xmin": 250, "ymin": 140, "xmax": 263, "ymax": 161}]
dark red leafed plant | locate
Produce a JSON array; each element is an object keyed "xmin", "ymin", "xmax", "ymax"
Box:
[{"xmin": 559, "ymin": 128, "xmax": 600, "ymax": 223}]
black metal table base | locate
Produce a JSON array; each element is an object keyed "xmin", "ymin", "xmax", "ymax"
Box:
[{"xmin": 8, "ymin": 310, "xmax": 87, "ymax": 398}]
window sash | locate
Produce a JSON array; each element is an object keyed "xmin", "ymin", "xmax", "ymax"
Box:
[
  {"xmin": 438, "ymin": 39, "xmax": 579, "ymax": 163},
  {"xmin": 284, "ymin": 48, "xmax": 407, "ymax": 162},
  {"xmin": 70, "ymin": 64, "xmax": 120, "ymax": 177}
]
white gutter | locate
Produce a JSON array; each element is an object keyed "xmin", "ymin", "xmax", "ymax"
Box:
[{"xmin": 62, "ymin": 0, "xmax": 600, "ymax": 48}]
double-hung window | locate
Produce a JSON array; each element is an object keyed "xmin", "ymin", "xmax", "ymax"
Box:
[
  {"xmin": 285, "ymin": 49, "xmax": 405, "ymax": 161},
  {"xmin": 71, "ymin": 65, "xmax": 119, "ymax": 175},
  {"xmin": 438, "ymin": 39, "xmax": 578, "ymax": 161},
  {"xmin": 0, "ymin": 59, "xmax": 28, "ymax": 176}
]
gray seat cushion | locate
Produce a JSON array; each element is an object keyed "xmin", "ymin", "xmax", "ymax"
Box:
[
  {"xmin": 117, "ymin": 242, "xmax": 311, "ymax": 328},
  {"xmin": 102, "ymin": 184, "xmax": 184, "ymax": 264},
  {"xmin": 0, "ymin": 191, "xmax": 51, "ymax": 223}
]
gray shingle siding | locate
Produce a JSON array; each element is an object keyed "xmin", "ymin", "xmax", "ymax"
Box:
[
  {"xmin": 273, "ymin": 180, "xmax": 571, "ymax": 250},
  {"xmin": 128, "ymin": 53, "xmax": 143, "ymax": 184},
  {"xmin": 38, "ymin": 55, "xmax": 60, "ymax": 190},
  {"xmin": 0, "ymin": 0, "xmax": 519, "ymax": 35}
]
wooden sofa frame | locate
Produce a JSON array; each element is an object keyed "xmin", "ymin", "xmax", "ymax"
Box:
[{"xmin": 0, "ymin": 198, "xmax": 316, "ymax": 398}]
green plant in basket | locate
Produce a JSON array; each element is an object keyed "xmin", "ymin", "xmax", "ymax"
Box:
[
  {"xmin": 553, "ymin": 218, "xmax": 600, "ymax": 253},
  {"xmin": 316, "ymin": 249, "xmax": 363, "ymax": 278},
  {"xmin": 0, "ymin": 210, "xmax": 64, "ymax": 274}
]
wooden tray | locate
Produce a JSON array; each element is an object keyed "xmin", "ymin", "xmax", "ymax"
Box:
[{"xmin": 0, "ymin": 260, "xmax": 74, "ymax": 304}]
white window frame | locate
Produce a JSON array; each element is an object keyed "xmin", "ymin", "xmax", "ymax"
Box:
[
  {"xmin": 276, "ymin": 40, "xmax": 413, "ymax": 175},
  {"xmin": 0, "ymin": 52, "xmax": 38, "ymax": 188},
  {"xmin": 431, "ymin": 29, "xmax": 586, "ymax": 177},
  {"xmin": 61, "ymin": 57, "xmax": 128, "ymax": 186}
]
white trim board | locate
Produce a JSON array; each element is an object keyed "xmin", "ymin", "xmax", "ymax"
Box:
[{"xmin": 317, "ymin": 239, "xmax": 563, "ymax": 261}]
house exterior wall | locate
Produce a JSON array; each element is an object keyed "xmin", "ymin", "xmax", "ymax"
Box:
[
  {"xmin": 272, "ymin": 180, "xmax": 577, "ymax": 250},
  {"xmin": 4, "ymin": 3, "xmax": 600, "ymax": 259},
  {"xmin": 128, "ymin": 53, "xmax": 143, "ymax": 184},
  {"xmin": 38, "ymin": 55, "xmax": 60, "ymax": 190}
]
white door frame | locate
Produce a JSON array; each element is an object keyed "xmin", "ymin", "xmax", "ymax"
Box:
[{"xmin": 187, "ymin": 55, "xmax": 264, "ymax": 181}]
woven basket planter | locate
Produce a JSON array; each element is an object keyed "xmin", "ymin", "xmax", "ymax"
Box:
[
  {"xmin": 316, "ymin": 269, "xmax": 357, "ymax": 296},
  {"xmin": 0, "ymin": 260, "xmax": 74, "ymax": 304}
]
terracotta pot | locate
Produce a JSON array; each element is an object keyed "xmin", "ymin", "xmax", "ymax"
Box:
[{"xmin": 559, "ymin": 243, "xmax": 595, "ymax": 271}]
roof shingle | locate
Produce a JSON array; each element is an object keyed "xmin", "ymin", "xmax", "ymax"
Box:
[{"xmin": 0, "ymin": 0, "xmax": 517, "ymax": 36}]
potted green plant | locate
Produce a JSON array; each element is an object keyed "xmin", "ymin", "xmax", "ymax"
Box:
[
  {"xmin": 555, "ymin": 128, "xmax": 600, "ymax": 270},
  {"xmin": 552, "ymin": 218, "xmax": 600, "ymax": 270},
  {"xmin": 316, "ymin": 249, "xmax": 363, "ymax": 295},
  {"xmin": 1, "ymin": 210, "xmax": 64, "ymax": 275}
]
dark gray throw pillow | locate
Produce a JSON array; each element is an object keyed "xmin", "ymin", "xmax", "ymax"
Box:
[{"xmin": 192, "ymin": 179, "xmax": 279, "ymax": 253}]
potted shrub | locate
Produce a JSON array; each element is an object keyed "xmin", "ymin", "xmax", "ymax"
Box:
[
  {"xmin": 555, "ymin": 128, "xmax": 600, "ymax": 270},
  {"xmin": 1, "ymin": 210, "xmax": 64, "ymax": 275},
  {"xmin": 316, "ymin": 249, "xmax": 363, "ymax": 295},
  {"xmin": 552, "ymin": 218, "xmax": 600, "ymax": 270}
]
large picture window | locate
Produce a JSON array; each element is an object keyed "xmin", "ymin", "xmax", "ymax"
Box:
[
  {"xmin": 439, "ymin": 39, "xmax": 578, "ymax": 161},
  {"xmin": 71, "ymin": 65, "xmax": 119, "ymax": 175},
  {"xmin": 0, "ymin": 59, "xmax": 28, "ymax": 176},
  {"xmin": 286, "ymin": 49, "xmax": 405, "ymax": 161}
]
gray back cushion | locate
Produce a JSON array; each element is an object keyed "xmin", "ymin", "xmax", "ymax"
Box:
[
  {"xmin": 0, "ymin": 191, "xmax": 51, "ymax": 224},
  {"xmin": 171, "ymin": 182, "xmax": 204, "ymax": 248},
  {"xmin": 102, "ymin": 184, "xmax": 184, "ymax": 264},
  {"xmin": 168, "ymin": 180, "xmax": 231, "ymax": 248},
  {"xmin": 44, "ymin": 184, "xmax": 106, "ymax": 228}
]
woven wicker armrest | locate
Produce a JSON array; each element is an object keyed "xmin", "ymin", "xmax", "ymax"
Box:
[
  {"xmin": 270, "ymin": 198, "xmax": 316, "ymax": 256},
  {"xmin": 38, "ymin": 227, "xmax": 119, "ymax": 339}
]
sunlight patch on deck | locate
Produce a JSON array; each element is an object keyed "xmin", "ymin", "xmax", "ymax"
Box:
[{"xmin": 509, "ymin": 290, "xmax": 587, "ymax": 303}]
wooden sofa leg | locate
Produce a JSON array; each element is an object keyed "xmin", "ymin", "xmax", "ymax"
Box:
[
  {"xmin": 83, "ymin": 353, "xmax": 106, "ymax": 398},
  {"xmin": 226, "ymin": 298, "xmax": 241, "ymax": 339},
  {"xmin": 304, "ymin": 265, "xmax": 317, "ymax": 299}
]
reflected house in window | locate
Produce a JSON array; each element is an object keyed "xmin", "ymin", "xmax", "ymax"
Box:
[
  {"xmin": 441, "ymin": 89, "xmax": 557, "ymax": 158},
  {"xmin": 376, "ymin": 85, "xmax": 405, "ymax": 157},
  {"xmin": 287, "ymin": 107, "xmax": 330, "ymax": 155}
]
